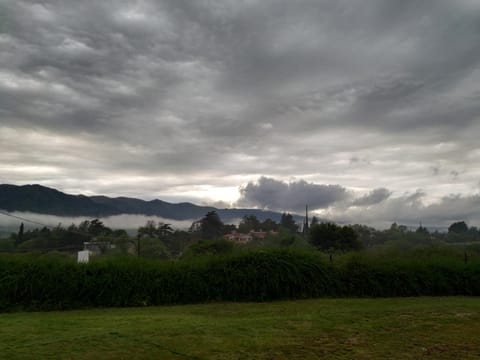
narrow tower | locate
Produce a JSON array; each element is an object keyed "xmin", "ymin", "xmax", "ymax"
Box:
[{"xmin": 303, "ymin": 205, "xmax": 309, "ymax": 235}]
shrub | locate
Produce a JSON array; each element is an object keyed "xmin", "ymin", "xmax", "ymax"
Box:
[
  {"xmin": 183, "ymin": 238, "xmax": 235, "ymax": 257},
  {"xmin": 1, "ymin": 249, "xmax": 479, "ymax": 311}
]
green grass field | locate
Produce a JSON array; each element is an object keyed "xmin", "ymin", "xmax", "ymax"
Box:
[{"xmin": 1, "ymin": 297, "xmax": 480, "ymax": 359}]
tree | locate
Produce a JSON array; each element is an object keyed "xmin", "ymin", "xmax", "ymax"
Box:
[
  {"xmin": 107, "ymin": 231, "xmax": 132, "ymax": 255},
  {"xmin": 156, "ymin": 223, "xmax": 173, "ymax": 238},
  {"xmin": 223, "ymin": 224, "xmax": 237, "ymax": 234},
  {"xmin": 138, "ymin": 237, "xmax": 170, "ymax": 259},
  {"xmin": 260, "ymin": 218, "xmax": 278, "ymax": 232},
  {"xmin": 169, "ymin": 230, "xmax": 193, "ymax": 257},
  {"xmin": 185, "ymin": 238, "xmax": 234, "ymax": 257},
  {"xmin": 138, "ymin": 220, "xmax": 157, "ymax": 238},
  {"xmin": 200, "ymin": 211, "xmax": 224, "ymax": 239},
  {"xmin": 448, "ymin": 221, "xmax": 468, "ymax": 234},
  {"xmin": 309, "ymin": 223, "xmax": 339, "ymax": 251},
  {"xmin": 136, "ymin": 221, "xmax": 176, "ymax": 257},
  {"xmin": 112, "ymin": 229, "xmax": 128, "ymax": 238},
  {"xmin": 15, "ymin": 222, "xmax": 24, "ymax": 247},
  {"xmin": 311, "ymin": 216, "xmax": 319, "ymax": 226},
  {"xmin": 309, "ymin": 222, "xmax": 363, "ymax": 252},
  {"xmin": 138, "ymin": 221, "xmax": 173, "ymax": 239},
  {"xmin": 338, "ymin": 226, "xmax": 363, "ymax": 251},
  {"xmin": 78, "ymin": 220, "xmax": 90, "ymax": 234},
  {"xmin": 87, "ymin": 219, "xmax": 112, "ymax": 236},
  {"xmin": 77, "ymin": 219, "xmax": 112, "ymax": 237},
  {"xmin": 389, "ymin": 222, "xmax": 407, "ymax": 233},
  {"xmin": 14, "ymin": 223, "xmax": 87, "ymax": 252},
  {"xmin": 351, "ymin": 224, "xmax": 378, "ymax": 248},
  {"xmin": 189, "ymin": 220, "xmax": 202, "ymax": 233},
  {"xmin": 416, "ymin": 225, "xmax": 429, "ymax": 235},
  {"xmin": 280, "ymin": 213, "xmax": 299, "ymax": 233},
  {"xmin": 238, "ymin": 215, "xmax": 260, "ymax": 233}
]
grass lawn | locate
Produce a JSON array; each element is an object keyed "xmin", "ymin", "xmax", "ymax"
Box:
[{"xmin": 1, "ymin": 297, "xmax": 480, "ymax": 359}]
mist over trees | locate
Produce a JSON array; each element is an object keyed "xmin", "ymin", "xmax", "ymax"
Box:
[{"xmin": 2, "ymin": 209, "xmax": 480, "ymax": 260}]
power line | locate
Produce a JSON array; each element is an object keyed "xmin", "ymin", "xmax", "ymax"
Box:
[
  {"xmin": 0, "ymin": 210, "xmax": 97, "ymax": 238},
  {"xmin": 0, "ymin": 210, "xmax": 54, "ymax": 228},
  {"xmin": 1, "ymin": 245, "xmax": 82, "ymax": 253},
  {"xmin": 0, "ymin": 210, "xmax": 102, "ymax": 253}
]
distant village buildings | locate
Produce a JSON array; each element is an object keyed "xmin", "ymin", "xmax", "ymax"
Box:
[{"xmin": 224, "ymin": 230, "xmax": 278, "ymax": 243}]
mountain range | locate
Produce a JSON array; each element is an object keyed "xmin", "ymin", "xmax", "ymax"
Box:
[{"xmin": 0, "ymin": 184, "xmax": 300, "ymax": 223}]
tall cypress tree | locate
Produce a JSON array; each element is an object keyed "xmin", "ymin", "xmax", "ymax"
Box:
[{"xmin": 16, "ymin": 222, "xmax": 24, "ymax": 247}]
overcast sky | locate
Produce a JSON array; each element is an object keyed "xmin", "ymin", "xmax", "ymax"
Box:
[{"xmin": 1, "ymin": 0, "xmax": 480, "ymax": 228}]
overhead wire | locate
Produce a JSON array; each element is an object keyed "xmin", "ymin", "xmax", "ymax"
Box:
[
  {"xmin": 0, "ymin": 210, "xmax": 103, "ymax": 252},
  {"xmin": 0, "ymin": 209, "xmax": 55, "ymax": 228}
]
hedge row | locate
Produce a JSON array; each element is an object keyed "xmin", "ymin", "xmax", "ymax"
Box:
[{"xmin": 1, "ymin": 250, "xmax": 480, "ymax": 311}]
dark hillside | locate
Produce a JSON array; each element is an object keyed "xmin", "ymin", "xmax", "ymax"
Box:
[
  {"xmin": 0, "ymin": 184, "xmax": 112, "ymax": 217},
  {"xmin": 0, "ymin": 184, "xmax": 300, "ymax": 223}
]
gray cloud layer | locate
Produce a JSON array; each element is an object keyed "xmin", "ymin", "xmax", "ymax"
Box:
[
  {"xmin": 352, "ymin": 188, "xmax": 392, "ymax": 207},
  {"xmin": 325, "ymin": 192, "xmax": 480, "ymax": 229},
  {"xmin": 233, "ymin": 176, "xmax": 480, "ymax": 229},
  {"xmin": 1, "ymin": 0, "xmax": 480, "ymax": 226},
  {"xmin": 237, "ymin": 177, "xmax": 349, "ymax": 212}
]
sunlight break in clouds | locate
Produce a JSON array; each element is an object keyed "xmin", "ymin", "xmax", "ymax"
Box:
[{"xmin": 1, "ymin": 0, "xmax": 480, "ymax": 226}]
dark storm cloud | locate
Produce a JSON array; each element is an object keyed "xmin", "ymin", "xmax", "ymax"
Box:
[
  {"xmin": 0, "ymin": 1, "xmax": 192, "ymax": 137},
  {"xmin": 237, "ymin": 177, "xmax": 349, "ymax": 212},
  {"xmin": 3, "ymin": 0, "xmax": 480, "ymax": 138},
  {"xmin": 352, "ymin": 188, "xmax": 392, "ymax": 207},
  {"xmin": 1, "ymin": 0, "xmax": 480, "ymax": 226}
]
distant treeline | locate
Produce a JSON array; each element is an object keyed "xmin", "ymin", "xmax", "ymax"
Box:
[
  {"xmin": 1, "ymin": 211, "xmax": 480, "ymax": 258},
  {"xmin": 0, "ymin": 211, "xmax": 308, "ymax": 256}
]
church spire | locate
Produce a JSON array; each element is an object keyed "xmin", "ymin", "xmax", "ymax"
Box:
[{"xmin": 303, "ymin": 204, "xmax": 309, "ymax": 235}]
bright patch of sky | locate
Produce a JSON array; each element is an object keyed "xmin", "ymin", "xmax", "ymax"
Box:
[{"xmin": 1, "ymin": 0, "xmax": 480, "ymax": 227}]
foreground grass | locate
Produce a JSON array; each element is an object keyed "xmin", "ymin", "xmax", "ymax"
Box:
[{"xmin": 1, "ymin": 298, "xmax": 480, "ymax": 360}]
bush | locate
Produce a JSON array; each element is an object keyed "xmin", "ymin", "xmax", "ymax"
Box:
[
  {"xmin": 0, "ymin": 238, "xmax": 15, "ymax": 251},
  {"xmin": 1, "ymin": 249, "xmax": 479, "ymax": 311},
  {"xmin": 183, "ymin": 238, "xmax": 235, "ymax": 257}
]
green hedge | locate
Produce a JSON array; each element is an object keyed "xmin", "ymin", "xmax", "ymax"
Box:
[{"xmin": 1, "ymin": 250, "xmax": 479, "ymax": 311}]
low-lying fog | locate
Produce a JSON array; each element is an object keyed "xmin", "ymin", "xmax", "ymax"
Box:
[{"xmin": 0, "ymin": 212, "xmax": 198, "ymax": 235}]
